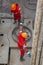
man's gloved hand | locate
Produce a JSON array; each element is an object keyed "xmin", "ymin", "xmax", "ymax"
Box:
[
  {"xmin": 23, "ymin": 44, "xmax": 27, "ymax": 48},
  {"xmin": 23, "ymin": 44, "xmax": 28, "ymax": 52}
]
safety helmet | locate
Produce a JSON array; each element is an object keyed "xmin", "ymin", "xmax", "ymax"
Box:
[
  {"xmin": 11, "ymin": 4, "xmax": 16, "ymax": 10},
  {"xmin": 21, "ymin": 32, "xmax": 28, "ymax": 38}
]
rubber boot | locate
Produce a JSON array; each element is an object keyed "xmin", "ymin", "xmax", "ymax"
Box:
[{"xmin": 20, "ymin": 56, "xmax": 25, "ymax": 61}]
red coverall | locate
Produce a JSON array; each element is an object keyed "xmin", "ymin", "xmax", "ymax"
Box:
[
  {"xmin": 11, "ymin": 4, "xmax": 21, "ymax": 21},
  {"xmin": 18, "ymin": 32, "xmax": 26, "ymax": 57}
]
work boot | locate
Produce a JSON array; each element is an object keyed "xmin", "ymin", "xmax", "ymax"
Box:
[{"xmin": 20, "ymin": 56, "xmax": 25, "ymax": 61}]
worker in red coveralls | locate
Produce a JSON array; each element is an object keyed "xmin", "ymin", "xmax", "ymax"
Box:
[
  {"xmin": 18, "ymin": 32, "xmax": 28, "ymax": 61},
  {"xmin": 11, "ymin": 3, "xmax": 24, "ymax": 32},
  {"xmin": 11, "ymin": 3, "xmax": 23, "ymax": 25}
]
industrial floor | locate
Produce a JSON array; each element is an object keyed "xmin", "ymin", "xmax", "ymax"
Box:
[
  {"xmin": 0, "ymin": 34, "xmax": 31, "ymax": 65},
  {"xmin": 10, "ymin": 49, "xmax": 31, "ymax": 65}
]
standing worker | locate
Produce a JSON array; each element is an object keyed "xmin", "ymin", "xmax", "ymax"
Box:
[
  {"xmin": 11, "ymin": 3, "xmax": 23, "ymax": 24},
  {"xmin": 11, "ymin": 3, "xmax": 24, "ymax": 31},
  {"xmin": 18, "ymin": 32, "xmax": 29, "ymax": 61}
]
